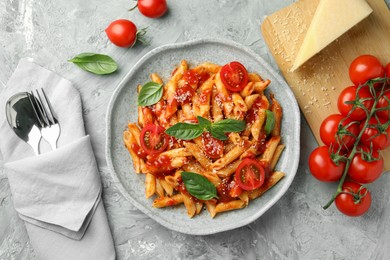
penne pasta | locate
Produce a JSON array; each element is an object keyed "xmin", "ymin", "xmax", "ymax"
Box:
[{"xmin": 124, "ymin": 60, "xmax": 286, "ymax": 218}]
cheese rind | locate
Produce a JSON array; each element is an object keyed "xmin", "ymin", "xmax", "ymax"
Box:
[{"xmin": 291, "ymin": 0, "xmax": 373, "ymax": 71}]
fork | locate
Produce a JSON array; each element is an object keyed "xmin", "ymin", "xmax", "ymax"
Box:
[{"xmin": 28, "ymin": 89, "xmax": 61, "ymax": 151}]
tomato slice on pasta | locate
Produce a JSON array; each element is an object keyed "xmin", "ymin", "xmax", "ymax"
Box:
[
  {"xmin": 235, "ymin": 158, "xmax": 265, "ymax": 191},
  {"xmin": 220, "ymin": 61, "xmax": 248, "ymax": 92},
  {"xmin": 140, "ymin": 124, "xmax": 169, "ymax": 155}
]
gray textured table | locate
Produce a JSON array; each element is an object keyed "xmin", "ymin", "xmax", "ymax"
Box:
[{"xmin": 1, "ymin": 1, "xmax": 390, "ymax": 259}]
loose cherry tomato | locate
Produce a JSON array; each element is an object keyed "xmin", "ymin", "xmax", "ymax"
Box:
[
  {"xmin": 234, "ymin": 158, "xmax": 265, "ymax": 191},
  {"xmin": 349, "ymin": 55, "xmax": 385, "ymax": 86},
  {"xmin": 201, "ymin": 132, "xmax": 224, "ymax": 159},
  {"xmin": 376, "ymin": 87, "xmax": 390, "ymax": 120},
  {"xmin": 337, "ymin": 85, "xmax": 374, "ymax": 121},
  {"xmin": 140, "ymin": 124, "xmax": 169, "ymax": 155},
  {"xmin": 360, "ymin": 117, "xmax": 390, "ymax": 150},
  {"xmin": 220, "ymin": 61, "xmax": 248, "ymax": 92},
  {"xmin": 138, "ymin": 0, "xmax": 167, "ymax": 18},
  {"xmin": 335, "ymin": 181, "xmax": 371, "ymax": 217},
  {"xmin": 319, "ymin": 114, "xmax": 359, "ymax": 149},
  {"xmin": 348, "ymin": 145, "xmax": 384, "ymax": 184},
  {"xmin": 105, "ymin": 19, "xmax": 138, "ymax": 48},
  {"xmin": 308, "ymin": 146, "xmax": 345, "ymax": 182}
]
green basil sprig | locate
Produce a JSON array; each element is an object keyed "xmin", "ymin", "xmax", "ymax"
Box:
[
  {"xmin": 68, "ymin": 53, "xmax": 117, "ymax": 75},
  {"xmin": 138, "ymin": 82, "xmax": 163, "ymax": 106},
  {"xmin": 264, "ymin": 110, "xmax": 275, "ymax": 135},
  {"xmin": 165, "ymin": 116, "xmax": 245, "ymax": 141},
  {"xmin": 181, "ymin": 172, "xmax": 218, "ymax": 200}
]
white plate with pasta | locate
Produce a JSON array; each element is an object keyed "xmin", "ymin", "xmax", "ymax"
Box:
[{"xmin": 106, "ymin": 39, "xmax": 300, "ymax": 235}]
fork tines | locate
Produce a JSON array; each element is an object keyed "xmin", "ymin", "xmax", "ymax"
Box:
[{"xmin": 28, "ymin": 88, "xmax": 58, "ymax": 128}]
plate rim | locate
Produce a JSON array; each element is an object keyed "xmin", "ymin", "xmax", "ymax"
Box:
[{"xmin": 105, "ymin": 38, "xmax": 301, "ymax": 235}]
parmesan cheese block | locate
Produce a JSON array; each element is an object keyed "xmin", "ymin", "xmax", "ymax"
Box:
[{"xmin": 291, "ymin": 0, "xmax": 373, "ymax": 71}]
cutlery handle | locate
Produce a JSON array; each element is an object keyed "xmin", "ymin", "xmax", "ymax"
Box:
[{"xmin": 28, "ymin": 125, "xmax": 41, "ymax": 155}]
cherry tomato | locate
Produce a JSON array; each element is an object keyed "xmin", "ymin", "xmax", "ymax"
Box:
[
  {"xmin": 201, "ymin": 132, "xmax": 224, "ymax": 159},
  {"xmin": 337, "ymin": 85, "xmax": 374, "ymax": 121},
  {"xmin": 360, "ymin": 117, "xmax": 390, "ymax": 150},
  {"xmin": 138, "ymin": 0, "xmax": 167, "ymax": 18},
  {"xmin": 319, "ymin": 114, "xmax": 359, "ymax": 149},
  {"xmin": 385, "ymin": 63, "xmax": 390, "ymax": 77},
  {"xmin": 348, "ymin": 145, "xmax": 384, "ymax": 184},
  {"xmin": 308, "ymin": 146, "xmax": 345, "ymax": 182},
  {"xmin": 105, "ymin": 19, "xmax": 138, "ymax": 48},
  {"xmin": 234, "ymin": 158, "xmax": 265, "ymax": 191},
  {"xmin": 349, "ymin": 55, "xmax": 385, "ymax": 86},
  {"xmin": 220, "ymin": 61, "xmax": 249, "ymax": 92},
  {"xmin": 335, "ymin": 181, "xmax": 371, "ymax": 217},
  {"xmin": 376, "ymin": 88, "xmax": 390, "ymax": 120},
  {"xmin": 140, "ymin": 124, "xmax": 169, "ymax": 155}
]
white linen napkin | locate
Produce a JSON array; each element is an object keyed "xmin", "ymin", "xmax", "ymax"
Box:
[{"xmin": 0, "ymin": 58, "xmax": 115, "ymax": 260}]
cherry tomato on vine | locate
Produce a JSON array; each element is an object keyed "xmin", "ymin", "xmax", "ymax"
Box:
[
  {"xmin": 319, "ymin": 114, "xmax": 359, "ymax": 149},
  {"xmin": 335, "ymin": 181, "xmax": 371, "ymax": 217},
  {"xmin": 385, "ymin": 63, "xmax": 390, "ymax": 77},
  {"xmin": 105, "ymin": 19, "xmax": 138, "ymax": 48},
  {"xmin": 348, "ymin": 145, "xmax": 384, "ymax": 184},
  {"xmin": 308, "ymin": 146, "xmax": 345, "ymax": 182},
  {"xmin": 220, "ymin": 61, "xmax": 249, "ymax": 92},
  {"xmin": 201, "ymin": 132, "xmax": 224, "ymax": 159},
  {"xmin": 376, "ymin": 88, "xmax": 390, "ymax": 120},
  {"xmin": 137, "ymin": 0, "xmax": 167, "ymax": 18},
  {"xmin": 235, "ymin": 158, "xmax": 265, "ymax": 191},
  {"xmin": 140, "ymin": 124, "xmax": 169, "ymax": 155},
  {"xmin": 360, "ymin": 117, "xmax": 390, "ymax": 150},
  {"xmin": 337, "ymin": 85, "xmax": 374, "ymax": 121},
  {"xmin": 349, "ymin": 55, "xmax": 385, "ymax": 86}
]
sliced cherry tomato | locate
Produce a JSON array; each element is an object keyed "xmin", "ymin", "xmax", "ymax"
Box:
[
  {"xmin": 201, "ymin": 132, "xmax": 224, "ymax": 159},
  {"xmin": 140, "ymin": 124, "xmax": 168, "ymax": 155},
  {"xmin": 335, "ymin": 181, "xmax": 371, "ymax": 217},
  {"xmin": 337, "ymin": 85, "xmax": 374, "ymax": 121},
  {"xmin": 349, "ymin": 55, "xmax": 385, "ymax": 86},
  {"xmin": 137, "ymin": 0, "xmax": 167, "ymax": 18},
  {"xmin": 220, "ymin": 61, "xmax": 248, "ymax": 92},
  {"xmin": 348, "ymin": 145, "xmax": 384, "ymax": 184},
  {"xmin": 308, "ymin": 146, "xmax": 345, "ymax": 182},
  {"xmin": 105, "ymin": 19, "xmax": 138, "ymax": 48},
  {"xmin": 319, "ymin": 114, "xmax": 359, "ymax": 149},
  {"xmin": 234, "ymin": 158, "xmax": 265, "ymax": 191},
  {"xmin": 376, "ymin": 87, "xmax": 390, "ymax": 120},
  {"xmin": 360, "ymin": 117, "xmax": 390, "ymax": 150}
]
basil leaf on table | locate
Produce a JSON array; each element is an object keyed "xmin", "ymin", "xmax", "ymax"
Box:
[
  {"xmin": 165, "ymin": 123, "xmax": 203, "ymax": 140},
  {"xmin": 137, "ymin": 82, "xmax": 164, "ymax": 106},
  {"xmin": 265, "ymin": 110, "xmax": 275, "ymax": 135},
  {"xmin": 181, "ymin": 172, "xmax": 218, "ymax": 200},
  {"xmin": 68, "ymin": 53, "xmax": 118, "ymax": 75}
]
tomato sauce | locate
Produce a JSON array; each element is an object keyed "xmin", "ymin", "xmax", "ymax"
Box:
[
  {"xmin": 130, "ymin": 143, "xmax": 148, "ymax": 159},
  {"xmin": 175, "ymin": 177, "xmax": 199, "ymax": 202},
  {"xmin": 175, "ymin": 85, "xmax": 195, "ymax": 105},
  {"xmin": 146, "ymin": 154, "xmax": 174, "ymax": 178},
  {"xmin": 246, "ymin": 96, "xmax": 268, "ymax": 124},
  {"xmin": 217, "ymin": 178, "xmax": 236, "ymax": 203},
  {"xmin": 199, "ymin": 89, "xmax": 211, "ymax": 105}
]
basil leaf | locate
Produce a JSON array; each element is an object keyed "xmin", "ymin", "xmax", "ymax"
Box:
[
  {"xmin": 265, "ymin": 110, "xmax": 275, "ymax": 135},
  {"xmin": 197, "ymin": 116, "xmax": 211, "ymax": 131},
  {"xmin": 68, "ymin": 53, "xmax": 117, "ymax": 75},
  {"xmin": 181, "ymin": 172, "xmax": 218, "ymax": 200},
  {"xmin": 210, "ymin": 129, "xmax": 228, "ymax": 140},
  {"xmin": 212, "ymin": 119, "xmax": 246, "ymax": 133},
  {"xmin": 138, "ymin": 82, "xmax": 163, "ymax": 106},
  {"xmin": 165, "ymin": 123, "xmax": 203, "ymax": 140}
]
